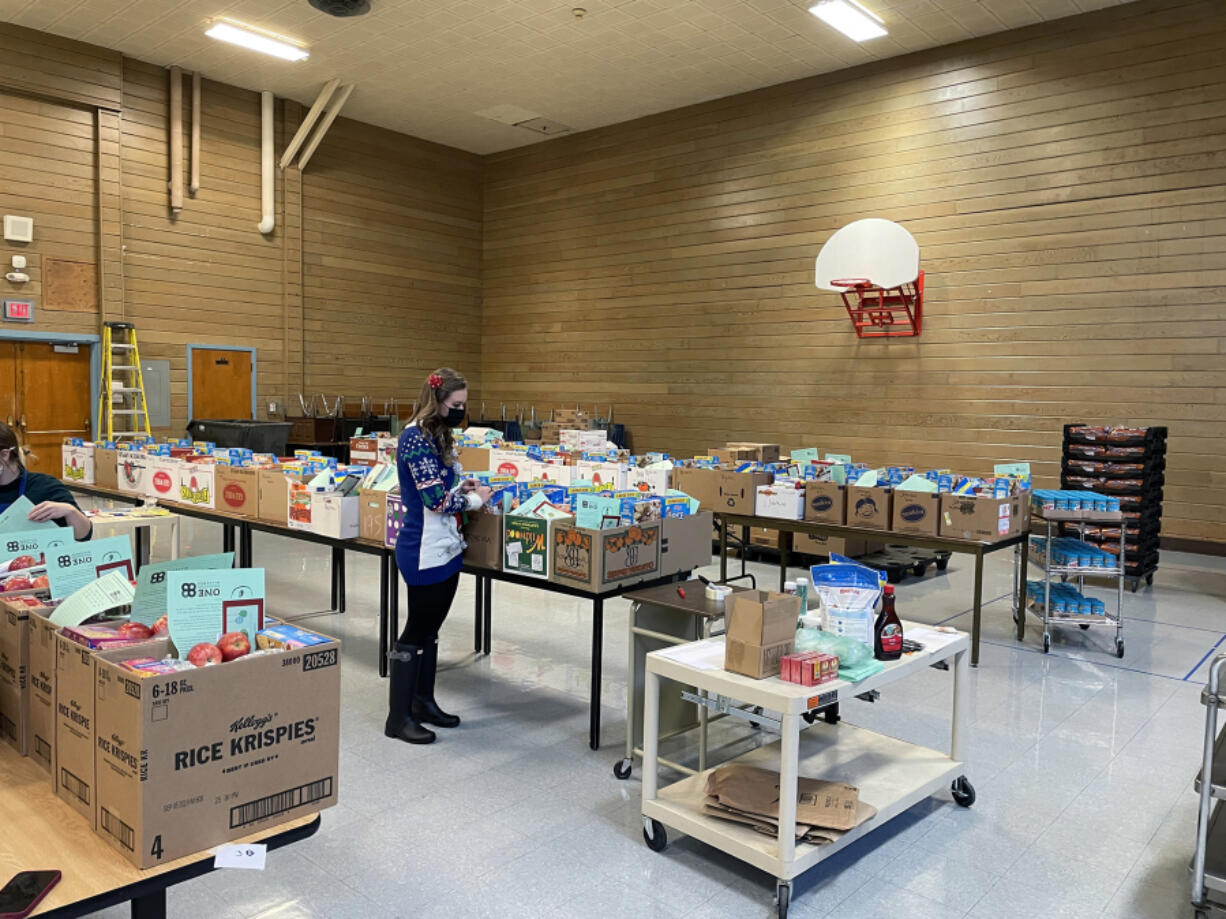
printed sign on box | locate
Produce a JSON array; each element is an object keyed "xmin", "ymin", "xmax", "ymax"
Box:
[
  {"xmin": 145, "ymin": 457, "xmax": 182, "ymax": 501},
  {"xmin": 117, "ymin": 455, "xmax": 148, "ymax": 496},
  {"xmin": 178, "ymin": 463, "xmax": 215, "ymax": 509},
  {"xmin": 214, "ymin": 466, "xmax": 258, "ymax": 516},
  {"xmin": 550, "ymin": 520, "xmax": 661, "ymax": 590},
  {"xmin": 503, "ymin": 515, "xmax": 554, "ymax": 579},
  {"xmin": 62, "ymin": 444, "xmax": 95, "ymax": 485}
]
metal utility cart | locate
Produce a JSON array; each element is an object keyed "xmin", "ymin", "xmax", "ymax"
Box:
[
  {"xmin": 1193, "ymin": 654, "xmax": 1226, "ymax": 918},
  {"xmin": 640, "ymin": 623, "xmax": 973, "ymax": 919},
  {"xmin": 1019, "ymin": 505, "xmax": 1126, "ymax": 658}
]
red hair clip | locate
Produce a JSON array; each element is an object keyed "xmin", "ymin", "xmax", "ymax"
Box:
[{"xmin": 428, "ymin": 373, "xmax": 443, "ymax": 390}]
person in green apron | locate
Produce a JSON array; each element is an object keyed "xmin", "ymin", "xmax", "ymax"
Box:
[{"xmin": 0, "ymin": 423, "xmax": 92, "ymax": 540}]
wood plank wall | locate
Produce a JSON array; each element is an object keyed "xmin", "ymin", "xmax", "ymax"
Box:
[
  {"xmin": 301, "ymin": 118, "xmax": 483, "ymax": 410},
  {"xmin": 482, "ymin": 0, "xmax": 1226, "ymax": 544}
]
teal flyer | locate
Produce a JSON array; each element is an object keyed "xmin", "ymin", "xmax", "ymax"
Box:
[
  {"xmin": 45, "ymin": 534, "xmax": 133, "ymax": 600},
  {"xmin": 167, "ymin": 568, "xmax": 265, "ymax": 653},
  {"xmin": 130, "ymin": 552, "xmax": 235, "ymax": 626},
  {"xmin": 1, "ymin": 528, "xmax": 74, "ymax": 566},
  {"xmin": 0, "ymin": 497, "xmax": 56, "ymax": 535}
]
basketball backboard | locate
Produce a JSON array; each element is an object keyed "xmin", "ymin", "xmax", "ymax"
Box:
[{"xmin": 815, "ymin": 218, "xmax": 920, "ymax": 291}]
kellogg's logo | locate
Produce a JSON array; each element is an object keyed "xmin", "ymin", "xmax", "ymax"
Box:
[
  {"xmin": 901, "ymin": 503, "xmax": 927, "ymax": 522},
  {"xmin": 223, "ymin": 483, "xmax": 246, "ymax": 507},
  {"xmin": 811, "ymin": 495, "xmax": 834, "ymax": 512}
]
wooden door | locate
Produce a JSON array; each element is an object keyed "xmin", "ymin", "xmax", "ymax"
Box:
[
  {"xmin": 191, "ymin": 349, "xmax": 253, "ymax": 420},
  {"xmin": 0, "ymin": 342, "xmax": 15, "ymax": 428},
  {"xmin": 18, "ymin": 341, "xmax": 92, "ymax": 476}
]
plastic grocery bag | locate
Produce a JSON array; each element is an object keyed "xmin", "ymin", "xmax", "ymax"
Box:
[{"xmin": 793, "ymin": 627, "xmax": 874, "ymax": 669}]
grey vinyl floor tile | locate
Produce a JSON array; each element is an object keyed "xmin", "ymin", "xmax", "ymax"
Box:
[{"xmin": 74, "ymin": 507, "xmax": 1225, "ymax": 919}]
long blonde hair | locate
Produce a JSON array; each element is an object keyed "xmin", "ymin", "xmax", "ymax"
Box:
[{"xmin": 410, "ymin": 368, "xmax": 466, "ymax": 465}]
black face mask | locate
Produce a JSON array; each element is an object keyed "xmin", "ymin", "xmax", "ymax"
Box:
[{"xmin": 443, "ymin": 406, "xmax": 466, "ymax": 428}]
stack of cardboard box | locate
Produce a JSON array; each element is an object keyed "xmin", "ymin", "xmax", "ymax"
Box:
[{"xmin": 724, "ymin": 591, "xmax": 801, "ymax": 679}]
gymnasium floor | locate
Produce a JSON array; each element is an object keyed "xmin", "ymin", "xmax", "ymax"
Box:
[{"xmin": 84, "ymin": 505, "xmax": 1226, "ymax": 918}]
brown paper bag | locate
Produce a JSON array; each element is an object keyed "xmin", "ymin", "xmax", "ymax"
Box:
[{"xmin": 704, "ymin": 764, "xmax": 862, "ymax": 832}]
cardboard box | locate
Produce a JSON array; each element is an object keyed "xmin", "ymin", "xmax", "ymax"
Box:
[
  {"xmin": 725, "ymin": 639, "xmax": 793, "ymax": 680},
  {"xmin": 214, "ymin": 466, "xmax": 259, "ymax": 516},
  {"xmin": 804, "ymin": 482, "xmax": 847, "ymax": 525},
  {"xmin": 749, "ymin": 527, "xmax": 779, "ymax": 549},
  {"xmin": 794, "ymin": 533, "xmax": 871, "ymax": 558},
  {"xmin": 671, "ymin": 467, "xmax": 721, "ymax": 511},
  {"xmin": 0, "ymin": 601, "xmax": 29, "ymax": 754},
  {"xmin": 177, "ymin": 461, "xmax": 215, "ymax": 509},
  {"xmin": 940, "ymin": 492, "xmax": 1029, "ymax": 541},
  {"xmin": 892, "ymin": 491, "xmax": 941, "ymax": 537},
  {"xmin": 661, "ymin": 511, "xmax": 713, "ymax": 575},
  {"xmin": 93, "ymin": 633, "xmax": 340, "ymax": 867},
  {"xmin": 727, "ymin": 591, "xmax": 801, "ymax": 646},
  {"xmin": 94, "ymin": 446, "xmax": 119, "ymax": 490},
  {"xmin": 258, "ymin": 468, "xmax": 310, "ymax": 524},
  {"xmin": 710, "ymin": 447, "xmax": 756, "ymax": 466},
  {"xmin": 144, "ymin": 457, "xmax": 182, "ymax": 502},
  {"xmin": 727, "ymin": 442, "xmax": 781, "ymax": 464},
  {"xmin": 716, "ymin": 470, "xmax": 774, "ymax": 514},
  {"xmin": 62, "ymin": 443, "xmax": 95, "ymax": 485},
  {"xmin": 349, "ymin": 437, "xmax": 378, "ymax": 465},
  {"xmin": 550, "ymin": 520, "xmax": 662, "ymax": 590},
  {"xmin": 846, "ymin": 485, "xmax": 893, "ymax": 531},
  {"xmin": 377, "ymin": 437, "xmax": 397, "ymax": 465},
  {"xmin": 626, "ymin": 466, "xmax": 670, "ymax": 495},
  {"xmin": 312, "ymin": 492, "xmax": 359, "ymax": 539},
  {"xmin": 117, "ymin": 455, "xmax": 148, "ymax": 496},
  {"xmin": 503, "ymin": 515, "xmax": 558, "ymax": 579},
  {"xmin": 56, "ymin": 634, "xmax": 102, "ymax": 825},
  {"xmin": 463, "ymin": 510, "xmax": 504, "ymax": 569},
  {"xmin": 457, "ymin": 445, "xmax": 492, "ymax": 473},
  {"xmin": 358, "ymin": 490, "xmax": 388, "ymax": 543},
  {"xmin": 755, "ymin": 484, "xmax": 805, "ymax": 520},
  {"xmin": 27, "ymin": 610, "xmax": 56, "ymax": 777}
]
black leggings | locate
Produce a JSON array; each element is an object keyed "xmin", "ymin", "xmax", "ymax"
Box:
[{"xmin": 398, "ymin": 573, "xmax": 460, "ymax": 646}]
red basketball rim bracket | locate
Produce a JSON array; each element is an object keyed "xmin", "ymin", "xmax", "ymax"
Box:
[{"xmin": 831, "ymin": 271, "xmax": 924, "ymax": 338}]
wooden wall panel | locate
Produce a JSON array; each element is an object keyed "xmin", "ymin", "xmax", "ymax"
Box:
[
  {"xmin": 0, "ymin": 90, "xmax": 99, "ymax": 336},
  {"xmin": 301, "ymin": 118, "xmax": 482, "ymax": 412},
  {"xmin": 482, "ymin": 0, "xmax": 1226, "ymax": 544},
  {"xmin": 120, "ymin": 61, "xmax": 285, "ymax": 433}
]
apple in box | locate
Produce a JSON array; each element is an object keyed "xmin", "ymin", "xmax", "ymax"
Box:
[
  {"xmin": 187, "ymin": 643, "xmax": 223, "ymax": 667},
  {"xmin": 117, "ymin": 622, "xmax": 153, "ymax": 640},
  {"xmin": 217, "ymin": 631, "xmax": 251, "ymax": 661}
]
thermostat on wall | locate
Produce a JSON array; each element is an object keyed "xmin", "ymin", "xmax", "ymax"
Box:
[{"xmin": 3, "ymin": 215, "xmax": 33, "ymax": 242}]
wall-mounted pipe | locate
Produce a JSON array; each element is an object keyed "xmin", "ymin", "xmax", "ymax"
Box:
[
  {"xmin": 296, "ymin": 83, "xmax": 354, "ymax": 171},
  {"xmin": 168, "ymin": 66, "xmax": 183, "ymax": 214},
  {"xmin": 190, "ymin": 70, "xmax": 201, "ymax": 196},
  {"xmin": 280, "ymin": 77, "xmax": 339, "ymax": 170},
  {"xmin": 258, "ymin": 91, "xmax": 274, "ymax": 234}
]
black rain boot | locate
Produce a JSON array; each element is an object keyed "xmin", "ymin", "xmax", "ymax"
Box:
[
  {"xmin": 411, "ymin": 639, "xmax": 460, "ymax": 728},
  {"xmin": 385, "ymin": 644, "xmax": 436, "ymax": 744}
]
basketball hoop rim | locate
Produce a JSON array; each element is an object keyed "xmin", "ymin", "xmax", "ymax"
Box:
[{"xmin": 830, "ymin": 278, "xmax": 873, "ymax": 288}]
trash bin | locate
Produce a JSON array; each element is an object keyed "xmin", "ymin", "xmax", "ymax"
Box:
[{"xmin": 186, "ymin": 419, "xmax": 294, "ymax": 455}]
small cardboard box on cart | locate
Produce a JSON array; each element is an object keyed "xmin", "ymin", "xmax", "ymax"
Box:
[
  {"xmin": 724, "ymin": 591, "xmax": 800, "ymax": 679},
  {"xmin": 92, "ymin": 631, "xmax": 341, "ymax": 868},
  {"xmin": 62, "ymin": 440, "xmax": 96, "ymax": 486},
  {"xmin": 549, "ymin": 519, "xmax": 662, "ymax": 591}
]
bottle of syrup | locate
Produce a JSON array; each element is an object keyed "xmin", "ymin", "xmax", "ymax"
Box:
[{"xmin": 874, "ymin": 585, "xmax": 903, "ymax": 661}]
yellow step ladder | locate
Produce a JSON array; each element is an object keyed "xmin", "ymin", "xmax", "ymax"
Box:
[{"xmin": 98, "ymin": 321, "xmax": 151, "ymax": 441}]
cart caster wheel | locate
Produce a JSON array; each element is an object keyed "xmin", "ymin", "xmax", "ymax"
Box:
[
  {"xmin": 1146, "ymin": 574, "xmax": 1154, "ymax": 586},
  {"xmin": 824, "ymin": 705, "xmax": 841, "ymax": 725},
  {"xmin": 1042, "ymin": 633, "xmax": 1051, "ymax": 654},
  {"xmin": 936, "ymin": 557, "xmax": 949, "ymax": 572},
  {"xmin": 643, "ymin": 818, "xmax": 668, "ymax": 852},
  {"xmin": 951, "ymin": 776, "xmax": 976, "ymax": 807},
  {"xmin": 802, "ymin": 711, "xmax": 817, "ymax": 725},
  {"xmin": 749, "ymin": 705, "xmax": 764, "ymax": 730},
  {"xmin": 1079, "ymin": 623, "xmax": 1091, "ymax": 630},
  {"xmin": 613, "ymin": 759, "xmax": 632, "ymax": 780},
  {"xmin": 1012, "ymin": 608, "xmax": 1020, "ymax": 624},
  {"xmin": 776, "ymin": 882, "xmax": 791, "ymax": 919},
  {"xmin": 913, "ymin": 563, "xmax": 928, "ymax": 577},
  {"xmin": 887, "ymin": 569, "xmax": 903, "ymax": 585},
  {"xmin": 1115, "ymin": 638, "xmax": 1125, "ymax": 659}
]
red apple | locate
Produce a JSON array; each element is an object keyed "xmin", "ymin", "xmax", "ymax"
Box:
[
  {"xmin": 187, "ymin": 643, "xmax": 223, "ymax": 667},
  {"xmin": 2, "ymin": 576, "xmax": 33, "ymax": 592},
  {"xmin": 9, "ymin": 555, "xmax": 37, "ymax": 571},
  {"xmin": 151, "ymin": 615, "xmax": 169, "ymax": 636},
  {"xmin": 117, "ymin": 622, "xmax": 154, "ymax": 640},
  {"xmin": 18, "ymin": 597, "xmax": 42, "ymax": 607},
  {"xmin": 31, "ymin": 575, "xmax": 49, "ymax": 590},
  {"xmin": 217, "ymin": 631, "xmax": 251, "ymax": 661}
]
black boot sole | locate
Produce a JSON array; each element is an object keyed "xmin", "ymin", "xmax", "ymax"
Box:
[{"xmin": 385, "ymin": 722, "xmax": 436, "ymax": 744}]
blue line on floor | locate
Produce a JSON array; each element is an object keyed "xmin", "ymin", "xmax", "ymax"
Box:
[
  {"xmin": 978, "ymin": 637, "xmax": 1187, "ymax": 682},
  {"xmin": 1182, "ymin": 634, "xmax": 1226, "ymax": 682},
  {"xmin": 1122, "ymin": 617, "xmax": 1226, "ymax": 635},
  {"xmin": 935, "ymin": 592, "xmax": 1012, "ymax": 625}
]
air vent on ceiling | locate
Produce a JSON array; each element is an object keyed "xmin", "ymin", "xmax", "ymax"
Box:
[
  {"xmin": 474, "ymin": 105, "xmax": 571, "ymax": 137},
  {"xmin": 308, "ymin": 0, "xmax": 371, "ymax": 16},
  {"xmin": 514, "ymin": 117, "xmax": 571, "ymax": 136}
]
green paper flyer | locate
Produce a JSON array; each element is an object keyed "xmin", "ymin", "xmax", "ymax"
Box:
[
  {"xmin": 130, "ymin": 552, "xmax": 235, "ymax": 626},
  {"xmin": 44, "ymin": 534, "xmax": 133, "ymax": 599},
  {"xmin": 167, "ymin": 568, "xmax": 265, "ymax": 653}
]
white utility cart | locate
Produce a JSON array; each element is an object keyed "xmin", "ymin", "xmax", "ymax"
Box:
[{"xmin": 640, "ymin": 621, "xmax": 973, "ymax": 919}]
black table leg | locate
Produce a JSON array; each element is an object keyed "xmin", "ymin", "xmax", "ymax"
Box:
[
  {"xmin": 474, "ymin": 573, "xmax": 483, "ymax": 653},
  {"xmin": 133, "ymin": 526, "xmax": 148, "ymax": 571},
  {"xmin": 238, "ymin": 524, "xmax": 253, "ymax": 568},
  {"xmin": 590, "ymin": 596, "xmax": 603, "ymax": 751},
  {"xmin": 971, "ymin": 549, "xmax": 984, "ymax": 668},
  {"xmin": 1016, "ymin": 537, "xmax": 1029, "ymax": 641},
  {"xmin": 379, "ymin": 551, "xmax": 390, "ymax": 678},
  {"xmin": 223, "ymin": 525, "xmax": 235, "ymax": 555},
  {"xmin": 332, "ymin": 546, "xmax": 346, "ymax": 614},
  {"xmin": 131, "ymin": 889, "xmax": 166, "ymax": 919},
  {"xmin": 482, "ymin": 576, "xmax": 492, "ymax": 656},
  {"xmin": 779, "ymin": 529, "xmax": 791, "ymax": 593},
  {"xmin": 719, "ymin": 518, "xmax": 728, "ymax": 582}
]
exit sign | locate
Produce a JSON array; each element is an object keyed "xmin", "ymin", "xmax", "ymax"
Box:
[{"xmin": 3, "ymin": 299, "xmax": 33, "ymax": 322}]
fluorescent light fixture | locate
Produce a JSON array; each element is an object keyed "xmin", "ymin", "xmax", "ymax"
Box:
[
  {"xmin": 808, "ymin": 0, "xmax": 888, "ymax": 41},
  {"xmin": 206, "ymin": 20, "xmax": 309, "ymax": 61}
]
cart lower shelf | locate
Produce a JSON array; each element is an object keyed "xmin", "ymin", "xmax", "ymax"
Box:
[{"xmin": 642, "ymin": 721, "xmax": 962, "ymax": 881}]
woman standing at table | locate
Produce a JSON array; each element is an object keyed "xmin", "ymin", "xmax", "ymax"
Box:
[
  {"xmin": 0, "ymin": 422, "xmax": 92, "ymax": 540},
  {"xmin": 386, "ymin": 368, "xmax": 491, "ymax": 745}
]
